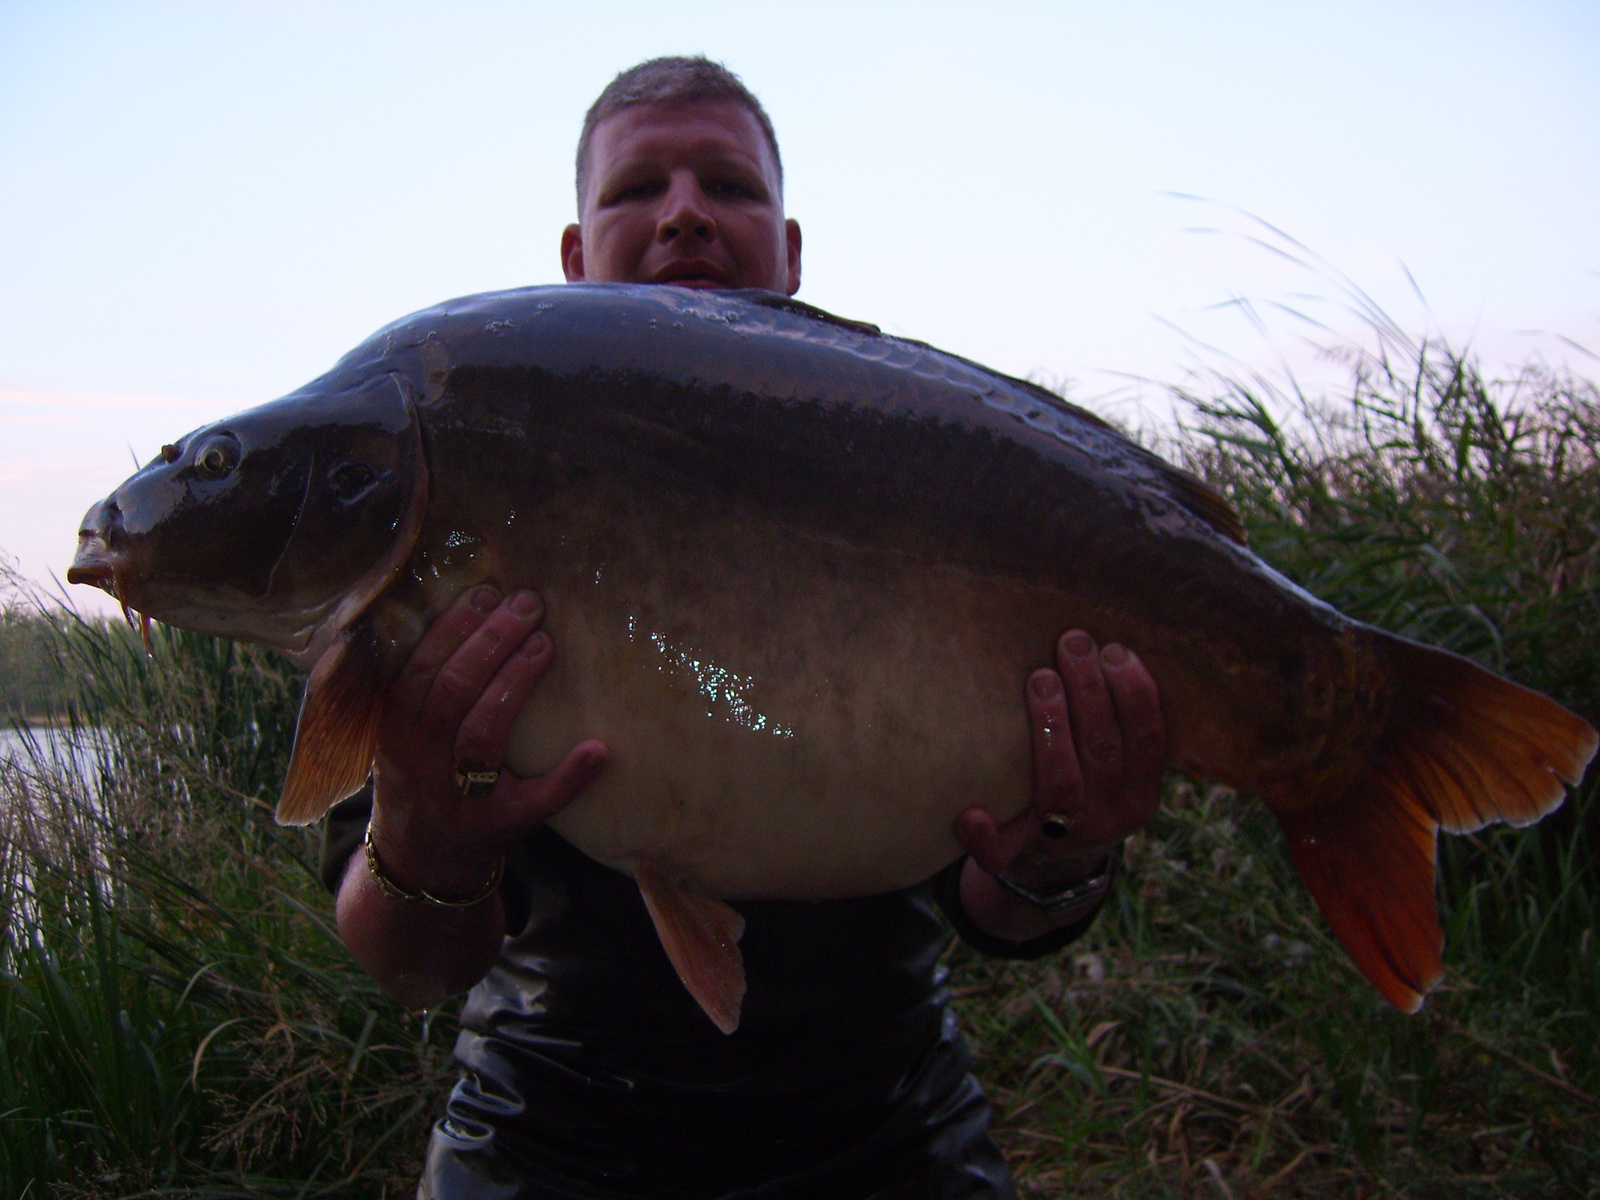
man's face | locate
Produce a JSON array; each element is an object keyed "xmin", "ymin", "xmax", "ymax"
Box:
[{"xmin": 562, "ymin": 100, "xmax": 801, "ymax": 295}]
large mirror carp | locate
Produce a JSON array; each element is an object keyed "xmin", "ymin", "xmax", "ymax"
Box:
[{"xmin": 70, "ymin": 284, "xmax": 1596, "ymax": 1033}]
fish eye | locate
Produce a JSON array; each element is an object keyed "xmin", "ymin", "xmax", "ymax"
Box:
[
  {"xmin": 192, "ymin": 434, "xmax": 240, "ymax": 481},
  {"xmin": 328, "ymin": 461, "xmax": 379, "ymax": 503}
]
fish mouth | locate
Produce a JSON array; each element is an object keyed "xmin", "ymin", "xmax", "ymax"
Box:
[
  {"xmin": 69, "ymin": 498, "xmax": 125, "ymax": 598},
  {"xmin": 65, "ymin": 560, "xmax": 118, "ymax": 595},
  {"xmin": 69, "ymin": 542, "xmax": 141, "ymax": 629},
  {"xmin": 69, "ymin": 494, "xmax": 148, "ymax": 640},
  {"xmin": 68, "ymin": 539, "xmax": 151, "ymax": 649}
]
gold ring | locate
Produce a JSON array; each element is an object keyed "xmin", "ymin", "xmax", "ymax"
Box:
[
  {"xmin": 455, "ymin": 768, "xmax": 500, "ymax": 798},
  {"xmin": 1041, "ymin": 813, "xmax": 1072, "ymax": 839}
]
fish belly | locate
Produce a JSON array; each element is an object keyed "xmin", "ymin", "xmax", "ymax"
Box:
[{"xmin": 493, "ymin": 502, "xmax": 1060, "ymax": 900}]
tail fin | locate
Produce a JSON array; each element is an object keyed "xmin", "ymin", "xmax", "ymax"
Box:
[{"xmin": 1274, "ymin": 631, "xmax": 1596, "ymax": 1013}]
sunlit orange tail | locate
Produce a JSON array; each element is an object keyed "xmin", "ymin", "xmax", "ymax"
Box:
[{"xmin": 1274, "ymin": 631, "xmax": 1597, "ymax": 1013}]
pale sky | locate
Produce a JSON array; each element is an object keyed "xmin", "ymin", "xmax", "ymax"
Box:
[{"xmin": 3, "ymin": 0, "xmax": 1597, "ymax": 613}]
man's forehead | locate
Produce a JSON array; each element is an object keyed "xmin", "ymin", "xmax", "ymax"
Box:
[{"xmin": 589, "ymin": 100, "xmax": 776, "ymax": 170}]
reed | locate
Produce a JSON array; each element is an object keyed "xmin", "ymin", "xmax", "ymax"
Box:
[
  {"xmin": 1, "ymin": 617, "xmax": 454, "ymax": 1197},
  {"xmin": 0, "ymin": 593, "xmax": 76, "ymax": 719}
]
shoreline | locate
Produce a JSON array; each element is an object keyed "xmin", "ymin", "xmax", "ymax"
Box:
[{"xmin": 4, "ymin": 715, "xmax": 75, "ymax": 730}]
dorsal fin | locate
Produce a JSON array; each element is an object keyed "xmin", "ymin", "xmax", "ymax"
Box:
[
  {"xmin": 1157, "ymin": 462, "xmax": 1249, "ymax": 545},
  {"xmin": 1000, "ymin": 375, "xmax": 1248, "ymax": 545},
  {"xmin": 725, "ymin": 289, "xmax": 883, "ymax": 337}
]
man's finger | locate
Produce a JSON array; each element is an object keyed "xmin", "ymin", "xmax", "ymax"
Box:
[
  {"xmin": 1102, "ymin": 644, "xmax": 1166, "ymax": 821},
  {"xmin": 385, "ymin": 585, "xmax": 503, "ymax": 732},
  {"xmin": 416, "ymin": 590, "xmax": 546, "ymax": 743},
  {"xmin": 503, "ymin": 738, "xmax": 610, "ymax": 831},
  {"xmin": 1056, "ymin": 630, "xmax": 1122, "ymax": 797},
  {"xmin": 453, "ymin": 629, "xmax": 554, "ymax": 770},
  {"xmin": 1027, "ymin": 668, "xmax": 1085, "ymax": 819},
  {"xmin": 953, "ymin": 806, "xmax": 1010, "ymax": 879}
]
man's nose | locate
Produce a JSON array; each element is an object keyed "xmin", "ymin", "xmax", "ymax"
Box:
[{"xmin": 656, "ymin": 173, "xmax": 716, "ymax": 243}]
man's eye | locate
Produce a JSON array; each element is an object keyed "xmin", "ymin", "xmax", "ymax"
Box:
[
  {"xmin": 708, "ymin": 179, "xmax": 758, "ymax": 200},
  {"xmin": 609, "ymin": 180, "xmax": 665, "ymax": 204}
]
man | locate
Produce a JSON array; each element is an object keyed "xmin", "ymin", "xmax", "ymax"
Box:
[{"xmin": 323, "ymin": 57, "xmax": 1163, "ymax": 1198}]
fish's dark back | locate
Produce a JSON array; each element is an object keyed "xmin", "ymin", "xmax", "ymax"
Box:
[{"xmin": 325, "ymin": 284, "xmax": 1321, "ymax": 665}]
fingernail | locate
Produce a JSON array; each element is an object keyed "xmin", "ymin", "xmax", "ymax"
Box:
[
  {"xmin": 519, "ymin": 631, "xmax": 550, "ymax": 658},
  {"xmin": 509, "ymin": 590, "xmax": 541, "ymax": 616},
  {"xmin": 1031, "ymin": 671, "xmax": 1060, "ymax": 699},
  {"xmin": 471, "ymin": 585, "xmax": 501, "ymax": 613},
  {"xmin": 1102, "ymin": 643, "xmax": 1129, "ymax": 667},
  {"xmin": 1064, "ymin": 631, "xmax": 1094, "ymax": 659}
]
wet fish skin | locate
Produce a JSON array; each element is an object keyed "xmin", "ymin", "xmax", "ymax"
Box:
[
  {"xmin": 68, "ymin": 284, "xmax": 1597, "ymax": 1029},
  {"xmin": 70, "ymin": 373, "xmax": 423, "ymax": 661},
  {"xmin": 358, "ymin": 287, "xmax": 1381, "ymax": 818}
]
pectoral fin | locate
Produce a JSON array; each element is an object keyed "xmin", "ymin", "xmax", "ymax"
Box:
[
  {"xmin": 634, "ymin": 863, "xmax": 747, "ymax": 1035},
  {"xmin": 276, "ymin": 621, "xmax": 385, "ymax": 826}
]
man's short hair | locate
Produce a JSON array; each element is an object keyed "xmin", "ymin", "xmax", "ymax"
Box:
[{"xmin": 575, "ymin": 56, "xmax": 783, "ymax": 213}]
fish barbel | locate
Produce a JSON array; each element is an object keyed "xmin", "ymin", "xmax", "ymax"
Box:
[{"xmin": 69, "ymin": 285, "xmax": 1596, "ymax": 1033}]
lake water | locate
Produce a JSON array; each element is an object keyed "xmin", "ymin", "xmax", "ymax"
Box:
[
  {"xmin": 3, "ymin": 725, "xmax": 75, "ymax": 760},
  {"xmin": 0, "ymin": 725, "xmax": 107, "ymax": 790}
]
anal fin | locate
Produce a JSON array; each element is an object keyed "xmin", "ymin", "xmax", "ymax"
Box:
[
  {"xmin": 276, "ymin": 621, "xmax": 385, "ymax": 826},
  {"xmin": 634, "ymin": 863, "xmax": 747, "ymax": 1035}
]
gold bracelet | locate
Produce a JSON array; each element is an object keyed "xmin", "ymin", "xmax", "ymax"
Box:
[{"xmin": 363, "ymin": 822, "xmax": 504, "ymax": 908}]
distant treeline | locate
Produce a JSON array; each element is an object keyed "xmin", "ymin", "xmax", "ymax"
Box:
[{"xmin": 0, "ymin": 605, "xmax": 80, "ymax": 721}]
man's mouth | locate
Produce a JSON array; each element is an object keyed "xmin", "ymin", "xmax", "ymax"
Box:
[{"xmin": 652, "ymin": 261, "xmax": 728, "ymax": 288}]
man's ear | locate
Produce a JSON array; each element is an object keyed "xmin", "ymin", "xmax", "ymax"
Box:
[
  {"xmin": 561, "ymin": 224, "xmax": 585, "ymax": 282},
  {"xmin": 784, "ymin": 218, "xmax": 802, "ymax": 296}
]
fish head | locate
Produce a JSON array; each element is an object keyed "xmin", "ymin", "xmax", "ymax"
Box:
[{"xmin": 68, "ymin": 372, "xmax": 427, "ymax": 664}]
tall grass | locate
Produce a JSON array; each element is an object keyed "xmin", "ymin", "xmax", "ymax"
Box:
[
  {"xmin": 3, "ymin": 322, "xmax": 1597, "ymax": 1197},
  {"xmin": 1174, "ymin": 325, "xmax": 1600, "ymax": 1056},
  {"xmin": 1, "ymin": 619, "xmax": 456, "ymax": 1197},
  {"xmin": 0, "ymin": 598, "xmax": 76, "ymax": 720}
]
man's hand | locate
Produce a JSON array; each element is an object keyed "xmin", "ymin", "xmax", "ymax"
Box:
[
  {"xmin": 954, "ymin": 630, "xmax": 1165, "ymax": 944},
  {"xmin": 336, "ymin": 585, "xmax": 607, "ymax": 1007},
  {"xmin": 367, "ymin": 585, "xmax": 608, "ymax": 898}
]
